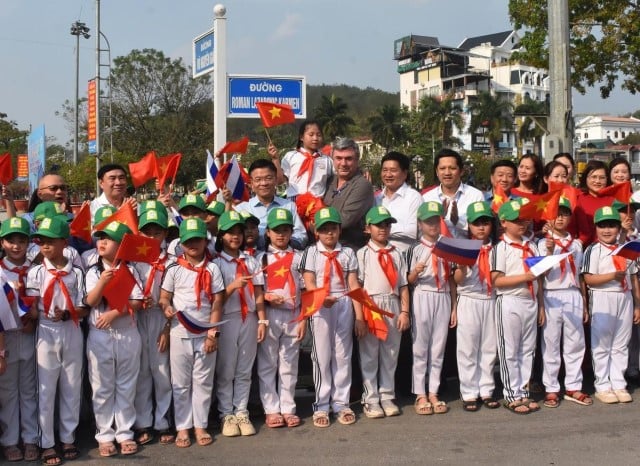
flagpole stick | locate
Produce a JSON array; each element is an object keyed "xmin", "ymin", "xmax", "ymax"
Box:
[{"xmin": 263, "ymin": 127, "xmax": 273, "ymax": 146}]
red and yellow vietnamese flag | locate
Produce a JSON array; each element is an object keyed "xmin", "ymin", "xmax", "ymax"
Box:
[
  {"xmin": 362, "ymin": 305, "xmax": 388, "ymax": 341},
  {"xmin": 0, "ymin": 153, "xmax": 13, "ymax": 184},
  {"xmin": 255, "ymin": 102, "xmax": 296, "ymax": 128},
  {"xmin": 102, "ymin": 265, "xmax": 138, "ymax": 315},
  {"xmin": 294, "ymin": 288, "xmax": 327, "ymax": 322},
  {"xmin": 491, "ymin": 184, "xmax": 508, "ymax": 213},
  {"xmin": 115, "ymin": 233, "xmax": 161, "ymax": 264},
  {"xmin": 346, "ymin": 288, "xmax": 395, "ymax": 318},
  {"xmin": 219, "ymin": 136, "xmax": 249, "ymax": 155},
  {"xmin": 69, "ymin": 202, "xmax": 92, "ymax": 244},
  {"xmin": 128, "ymin": 151, "xmax": 158, "ymax": 188},
  {"xmin": 156, "ymin": 153, "xmax": 182, "ymax": 189},
  {"xmin": 94, "ymin": 202, "xmax": 139, "ymax": 235},
  {"xmin": 597, "ymin": 180, "xmax": 632, "ymax": 203},
  {"xmin": 518, "ymin": 189, "xmax": 562, "ymax": 221},
  {"xmin": 265, "ymin": 253, "xmax": 294, "ymax": 290},
  {"xmin": 547, "ymin": 181, "xmax": 579, "ymax": 210}
]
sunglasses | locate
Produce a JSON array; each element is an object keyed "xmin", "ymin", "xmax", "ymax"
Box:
[{"xmin": 43, "ymin": 185, "xmax": 68, "ymax": 192}]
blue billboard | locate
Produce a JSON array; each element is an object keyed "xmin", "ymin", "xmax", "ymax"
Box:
[
  {"xmin": 227, "ymin": 75, "xmax": 306, "ymax": 118},
  {"xmin": 193, "ymin": 29, "xmax": 214, "ymax": 78},
  {"xmin": 27, "ymin": 125, "xmax": 46, "ymax": 192}
]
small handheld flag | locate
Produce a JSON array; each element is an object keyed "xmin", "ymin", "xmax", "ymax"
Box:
[
  {"xmin": 175, "ymin": 311, "xmax": 226, "ymax": 334},
  {"xmin": 524, "ymin": 253, "xmax": 570, "ymax": 277},
  {"xmin": 432, "ymin": 237, "xmax": 483, "ymax": 266},
  {"xmin": 610, "ymin": 240, "xmax": 640, "ymax": 261}
]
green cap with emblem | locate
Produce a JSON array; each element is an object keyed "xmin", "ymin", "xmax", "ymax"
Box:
[
  {"xmin": 0, "ymin": 216, "xmax": 31, "ymax": 238},
  {"xmin": 365, "ymin": 205, "xmax": 397, "ymax": 225},
  {"xmin": 94, "ymin": 206, "xmax": 117, "ymax": 226},
  {"xmin": 33, "ymin": 201, "xmax": 67, "ymax": 222},
  {"xmin": 466, "ymin": 201, "xmax": 494, "ymax": 223},
  {"xmin": 139, "ymin": 200, "xmax": 168, "ymax": 217},
  {"xmin": 267, "ymin": 208, "xmax": 294, "ymax": 229},
  {"xmin": 559, "ymin": 196, "xmax": 572, "ymax": 211},
  {"xmin": 32, "ymin": 216, "xmax": 70, "ymax": 239},
  {"xmin": 417, "ymin": 201, "xmax": 443, "ymax": 221},
  {"xmin": 139, "ymin": 209, "xmax": 168, "ymax": 229},
  {"xmin": 498, "ymin": 200, "xmax": 523, "ymax": 221},
  {"xmin": 178, "ymin": 194, "xmax": 207, "ymax": 213},
  {"xmin": 179, "ymin": 217, "xmax": 208, "ymax": 242},
  {"xmin": 238, "ymin": 210, "xmax": 260, "ymax": 225},
  {"xmin": 594, "ymin": 205, "xmax": 621, "ymax": 224},
  {"xmin": 94, "ymin": 221, "xmax": 132, "ymax": 243},
  {"xmin": 218, "ymin": 210, "xmax": 246, "ymax": 232},
  {"xmin": 314, "ymin": 206, "xmax": 342, "ymax": 229},
  {"xmin": 206, "ymin": 200, "xmax": 225, "ymax": 217}
]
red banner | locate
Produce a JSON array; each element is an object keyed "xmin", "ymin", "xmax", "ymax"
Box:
[
  {"xmin": 87, "ymin": 79, "xmax": 97, "ymax": 143},
  {"xmin": 16, "ymin": 154, "xmax": 28, "ymax": 178}
]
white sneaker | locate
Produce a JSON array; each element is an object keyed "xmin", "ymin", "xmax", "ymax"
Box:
[
  {"xmin": 236, "ymin": 413, "xmax": 256, "ymax": 436},
  {"xmin": 614, "ymin": 389, "xmax": 633, "ymax": 403},
  {"xmin": 221, "ymin": 415, "xmax": 241, "ymax": 437},
  {"xmin": 380, "ymin": 399, "xmax": 401, "ymax": 417},
  {"xmin": 363, "ymin": 403, "xmax": 385, "ymax": 419}
]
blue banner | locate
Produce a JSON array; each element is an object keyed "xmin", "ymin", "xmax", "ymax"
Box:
[
  {"xmin": 228, "ymin": 75, "xmax": 306, "ymax": 118},
  {"xmin": 193, "ymin": 30, "xmax": 214, "ymax": 78},
  {"xmin": 27, "ymin": 125, "xmax": 46, "ymax": 192}
]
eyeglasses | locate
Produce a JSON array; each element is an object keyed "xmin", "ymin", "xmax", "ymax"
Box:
[
  {"xmin": 43, "ymin": 185, "xmax": 68, "ymax": 191},
  {"xmin": 251, "ymin": 176, "xmax": 275, "ymax": 184}
]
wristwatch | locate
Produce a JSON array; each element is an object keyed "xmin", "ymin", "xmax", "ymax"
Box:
[{"xmin": 258, "ymin": 320, "xmax": 269, "ymax": 327}]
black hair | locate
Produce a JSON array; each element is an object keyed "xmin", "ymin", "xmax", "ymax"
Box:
[
  {"xmin": 553, "ymin": 152, "xmax": 575, "ymax": 169},
  {"xmin": 578, "ymin": 160, "xmax": 610, "ymax": 193},
  {"xmin": 541, "ymin": 161, "xmax": 569, "ymax": 193},
  {"xmin": 214, "ymin": 224, "xmax": 246, "ymax": 252},
  {"xmin": 295, "ymin": 120, "xmax": 323, "ymax": 150},
  {"xmin": 608, "ymin": 157, "xmax": 631, "ymax": 184},
  {"xmin": 490, "ymin": 159, "xmax": 517, "ymax": 176},
  {"xmin": 433, "ymin": 148, "xmax": 464, "ymax": 179},
  {"xmin": 467, "ymin": 215, "xmax": 498, "ymax": 244},
  {"xmin": 514, "ymin": 153, "xmax": 544, "ymax": 194},
  {"xmin": 381, "ymin": 151, "xmax": 411, "ymax": 172},
  {"xmin": 97, "ymin": 164, "xmax": 126, "ymax": 180},
  {"xmin": 248, "ymin": 158, "xmax": 277, "ymax": 175}
]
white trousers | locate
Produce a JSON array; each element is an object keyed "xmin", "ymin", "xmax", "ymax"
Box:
[
  {"xmin": 135, "ymin": 307, "xmax": 172, "ymax": 431},
  {"xmin": 456, "ymin": 296, "xmax": 497, "ymax": 401},
  {"xmin": 87, "ymin": 327, "xmax": 141, "ymax": 443},
  {"xmin": 411, "ymin": 290, "xmax": 450, "ymax": 395},
  {"xmin": 310, "ymin": 296, "xmax": 354, "ymax": 413},
  {"xmin": 590, "ymin": 290, "xmax": 633, "ymax": 392},
  {"xmin": 257, "ymin": 308, "xmax": 301, "ymax": 414},
  {"xmin": 37, "ymin": 321, "xmax": 83, "ymax": 449},
  {"xmin": 170, "ymin": 335, "xmax": 216, "ymax": 430},
  {"xmin": 542, "ymin": 289, "xmax": 585, "ymax": 393},
  {"xmin": 0, "ymin": 331, "xmax": 38, "ymax": 446},
  {"xmin": 359, "ymin": 294, "xmax": 401, "ymax": 404},
  {"xmin": 495, "ymin": 295, "xmax": 537, "ymax": 403},
  {"xmin": 216, "ymin": 312, "xmax": 258, "ymax": 417}
]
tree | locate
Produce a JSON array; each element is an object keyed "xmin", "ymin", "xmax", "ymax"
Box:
[
  {"xmin": 468, "ymin": 92, "xmax": 514, "ymax": 159},
  {"xmin": 514, "ymin": 96, "xmax": 548, "ymax": 155},
  {"xmin": 368, "ymin": 104, "xmax": 407, "ymax": 152},
  {"xmin": 509, "ymin": 0, "xmax": 640, "ymax": 98},
  {"xmin": 619, "ymin": 133, "xmax": 640, "ymax": 145},
  {"xmin": 313, "ymin": 94, "xmax": 355, "ymax": 141},
  {"xmin": 415, "ymin": 94, "xmax": 464, "ymax": 147},
  {"xmin": 0, "ymin": 116, "xmax": 27, "ymax": 154}
]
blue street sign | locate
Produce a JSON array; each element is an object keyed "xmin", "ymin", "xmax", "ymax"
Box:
[
  {"xmin": 227, "ymin": 75, "xmax": 306, "ymax": 118},
  {"xmin": 193, "ymin": 29, "xmax": 214, "ymax": 78},
  {"xmin": 88, "ymin": 140, "xmax": 97, "ymax": 154}
]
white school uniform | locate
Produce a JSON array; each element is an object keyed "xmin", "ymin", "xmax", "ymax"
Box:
[
  {"xmin": 161, "ymin": 257, "xmax": 225, "ymax": 430},
  {"xmin": 356, "ymin": 242, "xmax": 408, "ymax": 405},
  {"xmin": 537, "ymin": 234, "xmax": 585, "ymax": 393},
  {"xmin": 301, "ymin": 242, "xmax": 357, "ymax": 413},
  {"xmin": 0, "ymin": 262, "xmax": 38, "ymax": 448},
  {"xmin": 257, "ymin": 247, "xmax": 303, "ymax": 415},
  {"xmin": 455, "ymin": 244, "xmax": 497, "ymax": 401},
  {"xmin": 281, "ymin": 149, "xmax": 333, "ymax": 199},
  {"xmin": 213, "ymin": 251, "xmax": 264, "ymax": 417},
  {"xmin": 85, "ymin": 261, "xmax": 143, "ymax": 444},
  {"xmin": 406, "ymin": 237, "xmax": 452, "ymax": 395},
  {"xmin": 490, "ymin": 235, "xmax": 540, "ymax": 403},
  {"xmin": 26, "ymin": 258, "xmax": 86, "ymax": 450},
  {"xmin": 582, "ymin": 241, "xmax": 637, "ymax": 392}
]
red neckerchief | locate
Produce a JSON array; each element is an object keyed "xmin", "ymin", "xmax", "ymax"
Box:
[
  {"xmin": 244, "ymin": 247, "xmax": 256, "ymax": 257},
  {"xmin": 176, "ymin": 256, "xmax": 212, "ymax": 309},
  {"xmin": 369, "ymin": 243, "xmax": 397, "ymax": 289},
  {"xmin": 43, "ymin": 267, "xmax": 78, "ymax": 325},
  {"xmin": 143, "ymin": 253, "xmax": 168, "ymax": 298},
  {"xmin": 550, "ymin": 235, "xmax": 577, "ymax": 284},
  {"xmin": 505, "ymin": 237, "xmax": 535, "ymax": 298},
  {"xmin": 602, "ymin": 242, "xmax": 628, "ymax": 291},
  {"xmin": 232, "ymin": 256, "xmax": 254, "ymax": 321},
  {"xmin": 421, "ymin": 238, "xmax": 449, "ymax": 291},
  {"xmin": 271, "ymin": 249, "xmax": 296, "ymax": 295},
  {"xmin": 0, "ymin": 258, "xmax": 29, "ymax": 297},
  {"xmin": 477, "ymin": 244, "xmax": 492, "ymax": 295},
  {"xmin": 321, "ymin": 250, "xmax": 345, "ymax": 291},
  {"xmin": 297, "ymin": 150, "xmax": 319, "ymax": 189}
]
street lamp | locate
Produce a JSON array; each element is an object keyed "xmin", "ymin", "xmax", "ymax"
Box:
[{"xmin": 70, "ymin": 21, "xmax": 90, "ymax": 166}]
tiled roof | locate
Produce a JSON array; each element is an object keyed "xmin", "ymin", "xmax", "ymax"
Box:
[{"xmin": 458, "ymin": 31, "xmax": 512, "ymax": 50}]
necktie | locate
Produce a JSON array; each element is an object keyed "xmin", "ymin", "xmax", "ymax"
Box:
[
  {"xmin": 477, "ymin": 244, "xmax": 492, "ymax": 295},
  {"xmin": 142, "ymin": 254, "xmax": 168, "ymax": 299},
  {"xmin": 551, "ymin": 236, "xmax": 577, "ymax": 284},
  {"xmin": 450, "ymin": 200, "xmax": 459, "ymax": 226},
  {"xmin": 233, "ymin": 257, "xmax": 254, "ymax": 321},
  {"xmin": 604, "ymin": 243, "xmax": 628, "ymax": 291},
  {"xmin": 0, "ymin": 259, "xmax": 29, "ymax": 297},
  {"xmin": 43, "ymin": 269, "xmax": 78, "ymax": 324},
  {"xmin": 297, "ymin": 150, "xmax": 318, "ymax": 188},
  {"xmin": 508, "ymin": 240, "xmax": 535, "ymax": 298},
  {"xmin": 176, "ymin": 257, "xmax": 212, "ymax": 309},
  {"xmin": 321, "ymin": 251, "xmax": 345, "ymax": 292},
  {"xmin": 375, "ymin": 246, "xmax": 398, "ymax": 290}
]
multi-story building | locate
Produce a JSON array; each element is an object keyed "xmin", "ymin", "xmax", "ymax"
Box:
[{"xmin": 575, "ymin": 115, "xmax": 640, "ymax": 145}]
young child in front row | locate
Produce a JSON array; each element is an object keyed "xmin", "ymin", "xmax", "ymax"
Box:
[
  {"xmin": 25, "ymin": 217, "xmax": 88, "ymax": 465},
  {"xmin": 301, "ymin": 207, "xmax": 362, "ymax": 428},
  {"xmin": 160, "ymin": 217, "xmax": 225, "ymax": 448},
  {"xmin": 213, "ymin": 211, "xmax": 266, "ymax": 437},
  {"xmin": 491, "ymin": 200, "xmax": 544, "ymax": 414},
  {"xmin": 356, "ymin": 206, "xmax": 410, "ymax": 419},
  {"xmin": 452, "ymin": 201, "xmax": 499, "ymax": 412},
  {"xmin": 538, "ymin": 198, "xmax": 591, "ymax": 408},
  {"xmin": 406, "ymin": 201, "xmax": 454, "ymax": 415},
  {"xmin": 257, "ymin": 208, "xmax": 305, "ymax": 428},
  {"xmin": 582, "ymin": 206, "xmax": 640, "ymax": 404},
  {"xmin": 84, "ymin": 221, "xmax": 144, "ymax": 457}
]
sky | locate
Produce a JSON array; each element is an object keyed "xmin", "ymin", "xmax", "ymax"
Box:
[{"xmin": 1, "ymin": 0, "xmax": 637, "ymax": 147}]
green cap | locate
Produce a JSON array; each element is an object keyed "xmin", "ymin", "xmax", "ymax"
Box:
[
  {"xmin": 498, "ymin": 200, "xmax": 523, "ymax": 221},
  {"xmin": 238, "ymin": 210, "xmax": 260, "ymax": 225},
  {"xmin": 206, "ymin": 200, "xmax": 225, "ymax": 217},
  {"xmin": 612, "ymin": 199, "xmax": 640, "ymax": 211},
  {"xmin": 365, "ymin": 206, "xmax": 397, "ymax": 225},
  {"xmin": 193, "ymin": 181, "xmax": 208, "ymax": 194},
  {"xmin": 94, "ymin": 206, "xmax": 116, "ymax": 226},
  {"xmin": 267, "ymin": 208, "xmax": 294, "ymax": 229},
  {"xmin": 139, "ymin": 209, "xmax": 168, "ymax": 229},
  {"xmin": 139, "ymin": 200, "xmax": 168, "ymax": 217},
  {"xmin": 417, "ymin": 201, "xmax": 443, "ymax": 221},
  {"xmin": 314, "ymin": 206, "xmax": 342, "ymax": 228},
  {"xmin": 33, "ymin": 201, "xmax": 67, "ymax": 222},
  {"xmin": 466, "ymin": 201, "xmax": 494, "ymax": 223},
  {"xmin": 95, "ymin": 221, "xmax": 132, "ymax": 243},
  {"xmin": 179, "ymin": 217, "xmax": 208, "ymax": 242},
  {"xmin": 32, "ymin": 216, "xmax": 70, "ymax": 239},
  {"xmin": 0, "ymin": 217, "xmax": 31, "ymax": 238},
  {"xmin": 594, "ymin": 206, "xmax": 621, "ymax": 224},
  {"xmin": 178, "ymin": 194, "xmax": 207, "ymax": 213},
  {"xmin": 559, "ymin": 196, "xmax": 572, "ymax": 211},
  {"xmin": 218, "ymin": 211, "xmax": 245, "ymax": 232}
]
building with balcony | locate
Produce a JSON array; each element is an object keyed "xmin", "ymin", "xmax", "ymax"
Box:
[{"xmin": 575, "ymin": 115, "xmax": 640, "ymax": 145}]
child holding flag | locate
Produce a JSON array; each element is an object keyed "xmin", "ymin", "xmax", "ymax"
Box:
[
  {"xmin": 452, "ymin": 201, "xmax": 500, "ymax": 412},
  {"xmin": 490, "ymin": 201, "xmax": 544, "ymax": 414},
  {"xmin": 213, "ymin": 211, "xmax": 266, "ymax": 437},
  {"xmin": 80, "ymin": 205, "xmax": 116, "ymax": 268},
  {"xmin": 167, "ymin": 194, "xmax": 209, "ymax": 257},
  {"xmin": 257, "ymin": 208, "xmax": 305, "ymax": 428},
  {"xmin": 301, "ymin": 206, "xmax": 362, "ymax": 428},
  {"xmin": 0, "ymin": 218, "xmax": 39, "ymax": 462},
  {"xmin": 582, "ymin": 206, "xmax": 640, "ymax": 404},
  {"xmin": 84, "ymin": 221, "xmax": 144, "ymax": 457},
  {"xmin": 355, "ymin": 206, "xmax": 410, "ymax": 418},
  {"xmin": 160, "ymin": 217, "xmax": 225, "ymax": 447},
  {"xmin": 25, "ymin": 216, "xmax": 88, "ymax": 464},
  {"xmin": 406, "ymin": 201, "xmax": 454, "ymax": 415}
]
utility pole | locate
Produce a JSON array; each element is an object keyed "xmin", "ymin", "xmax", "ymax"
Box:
[
  {"xmin": 70, "ymin": 21, "xmax": 90, "ymax": 166},
  {"xmin": 95, "ymin": 0, "xmax": 101, "ymax": 194},
  {"xmin": 213, "ymin": 4, "xmax": 227, "ymax": 158}
]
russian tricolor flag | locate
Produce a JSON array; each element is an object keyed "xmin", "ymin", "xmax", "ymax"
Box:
[
  {"xmin": 176, "ymin": 311, "xmax": 225, "ymax": 334},
  {"xmin": 206, "ymin": 149, "xmax": 219, "ymax": 196},
  {"xmin": 524, "ymin": 253, "xmax": 570, "ymax": 277},
  {"xmin": 1, "ymin": 282, "xmax": 20, "ymax": 331},
  {"xmin": 214, "ymin": 155, "xmax": 250, "ymax": 201},
  {"xmin": 432, "ymin": 237, "xmax": 483, "ymax": 266},
  {"xmin": 610, "ymin": 240, "xmax": 640, "ymax": 261}
]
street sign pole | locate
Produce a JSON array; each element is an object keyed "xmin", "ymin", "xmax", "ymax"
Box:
[{"xmin": 213, "ymin": 4, "xmax": 227, "ymax": 158}]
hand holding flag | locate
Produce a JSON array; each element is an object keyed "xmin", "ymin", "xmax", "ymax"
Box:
[{"xmin": 256, "ymin": 102, "xmax": 296, "ymax": 128}]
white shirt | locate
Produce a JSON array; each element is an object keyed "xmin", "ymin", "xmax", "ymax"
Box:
[
  {"xmin": 422, "ymin": 183, "xmax": 484, "ymax": 238},
  {"xmin": 356, "ymin": 241, "xmax": 407, "ymax": 296},
  {"xmin": 26, "ymin": 258, "xmax": 85, "ymax": 320},
  {"xmin": 456, "ymin": 243, "xmax": 494, "ymax": 300},
  {"xmin": 406, "ymin": 237, "xmax": 451, "ymax": 292},
  {"xmin": 538, "ymin": 233, "xmax": 583, "ymax": 290},
  {"xmin": 258, "ymin": 246, "xmax": 303, "ymax": 311},
  {"xmin": 490, "ymin": 234, "xmax": 540, "ymax": 298},
  {"xmin": 300, "ymin": 242, "xmax": 357, "ymax": 295},
  {"xmin": 281, "ymin": 149, "xmax": 333, "ymax": 198},
  {"xmin": 376, "ymin": 183, "xmax": 422, "ymax": 253},
  {"xmin": 213, "ymin": 251, "xmax": 264, "ymax": 316},
  {"xmin": 582, "ymin": 241, "xmax": 637, "ymax": 292}
]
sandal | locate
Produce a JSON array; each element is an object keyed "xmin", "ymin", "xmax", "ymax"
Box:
[
  {"xmin": 503, "ymin": 399, "xmax": 530, "ymax": 415},
  {"xmin": 313, "ymin": 410, "xmax": 330, "ymax": 428},
  {"xmin": 564, "ymin": 390, "xmax": 593, "ymax": 406},
  {"xmin": 194, "ymin": 430, "xmax": 213, "ymax": 447},
  {"xmin": 4, "ymin": 445, "xmax": 23, "ymax": 462},
  {"xmin": 25, "ymin": 443, "xmax": 40, "ymax": 462},
  {"xmin": 41, "ymin": 448, "xmax": 62, "ymax": 466},
  {"xmin": 543, "ymin": 392, "xmax": 560, "ymax": 408},
  {"xmin": 120, "ymin": 440, "xmax": 138, "ymax": 456},
  {"xmin": 265, "ymin": 413, "xmax": 286, "ymax": 428},
  {"xmin": 158, "ymin": 430, "xmax": 176, "ymax": 445},
  {"xmin": 414, "ymin": 396, "xmax": 433, "ymax": 415},
  {"xmin": 462, "ymin": 399, "xmax": 479, "ymax": 412},
  {"xmin": 61, "ymin": 443, "xmax": 80, "ymax": 461},
  {"xmin": 336, "ymin": 408, "xmax": 356, "ymax": 425},
  {"xmin": 429, "ymin": 394, "xmax": 449, "ymax": 414},
  {"xmin": 481, "ymin": 397, "xmax": 500, "ymax": 409},
  {"xmin": 523, "ymin": 398, "xmax": 540, "ymax": 412},
  {"xmin": 282, "ymin": 413, "xmax": 301, "ymax": 428},
  {"xmin": 135, "ymin": 428, "xmax": 154, "ymax": 445},
  {"xmin": 175, "ymin": 433, "xmax": 191, "ymax": 448},
  {"xmin": 98, "ymin": 442, "xmax": 117, "ymax": 458}
]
